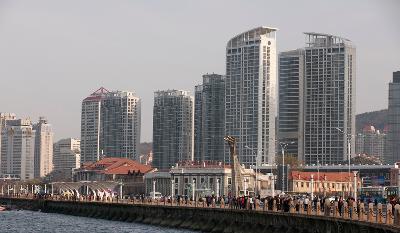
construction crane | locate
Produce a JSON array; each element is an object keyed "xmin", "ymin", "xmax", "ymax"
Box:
[{"xmin": 224, "ymin": 136, "xmax": 244, "ymax": 197}]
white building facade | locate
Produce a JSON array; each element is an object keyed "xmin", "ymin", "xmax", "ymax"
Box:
[
  {"xmin": 0, "ymin": 119, "xmax": 35, "ymax": 180},
  {"xmin": 0, "ymin": 113, "xmax": 16, "ymax": 168},
  {"xmin": 303, "ymin": 33, "xmax": 356, "ymax": 165},
  {"xmin": 53, "ymin": 138, "xmax": 81, "ymax": 172},
  {"xmin": 33, "ymin": 117, "xmax": 53, "ymax": 178},
  {"xmin": 225, "ymin": 27, "xmax": 277, "ymax": 166},
  {"xmin": 80, "ymin": 87, "xmax": 109, "ymax": 163}
]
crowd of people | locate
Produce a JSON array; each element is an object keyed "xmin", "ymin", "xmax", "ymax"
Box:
[
  {"xmin": 163, "ymin": 193, "xmax": 400, "ymax": 215},
  {"xmin": 4, "ymin": 189, "xmax": 400, "ymax": 215}
]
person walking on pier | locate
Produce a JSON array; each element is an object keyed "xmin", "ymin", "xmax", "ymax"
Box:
[
  {"xmin": 304, "ymin": 196, "xmax": 310, "ymax": 211},
  {"xmin": 338, "ymin": 196, "xmax": 344, "ymax": 216}
]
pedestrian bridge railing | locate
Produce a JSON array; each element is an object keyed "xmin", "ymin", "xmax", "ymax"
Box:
[{"xmin": 2, "ymin": 194, "xmax": 400, "ymax": 228}]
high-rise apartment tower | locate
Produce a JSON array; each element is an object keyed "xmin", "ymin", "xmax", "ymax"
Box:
[
  {"xmin": 1, "ymin": 119, "xmax": 35, "ymax": 180},
  {"xmin": 278, "ymin": 49, "xmax": 304, "ymax": 159},
  {"xmin": 81, "ymin": 88, "xmax": 141, "ymax": 162},
  {"xmin": 101, "ymin": 91, "xmax": 141, "ymax": 160},
  {"xmin": 303, "ymin": 33, "xmax": 356, "ymax": 165},
  {"xmin": 152, "ymin": 90, "xmax": 194, "ymax": 169},
  {"xmin": 80, "ymin": 87, "xmax": 109, "ymax": 163},
  {"xmin": 386, "ymin": 71, "xmax": 400, "ymax": 163},
  {"xmin": 0, "ymin": 113, "xmax": 16, "ymax": 168},
  {"xmin": 33, "ymin": 117, "xmax": 53, "ymax": 178},
  {"xmin": 225, "ymin": 26, "xmax": 277, "ymax": 166},
  {"xmin": 194, "ymin": 74, "xmax": 225, "ymax": 162}
]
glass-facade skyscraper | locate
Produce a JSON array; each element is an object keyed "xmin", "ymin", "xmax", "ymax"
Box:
[
  {"xmin": 225, "ymin": 27, "xmax": 277, "ymax": 166},
  {"xmin": 80, "ymin": 88, "xmax": 141, "ymax": 162},
  {"xmin": 101, "ymin": 91, "xmax": 141, "ymax": 160},
  {"xmin": 303, "ymin": 33, "xmax": 356, "ymax": 165},
  {"xmin": 194, "ymin": 74, "xmax": 225, "ymax": 162},
  {"xmin": 80, "ymin": 87, "xmax": 109, "ymax": 163},
  {"xmin": 278, "ymin": 49, "xmax": 304, "ymax": 159},
  {"xmin": 386, "ymin": 71, "xmax": 400, "ymax": 164},
  {"xmin": 152, "ymin": 90, "xmax": 194, "ymax": 169}
]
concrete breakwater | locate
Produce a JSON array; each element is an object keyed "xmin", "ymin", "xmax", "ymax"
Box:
[{"xmin": 0, "ymin": 197, "xmax": 399, "ymax": 233}]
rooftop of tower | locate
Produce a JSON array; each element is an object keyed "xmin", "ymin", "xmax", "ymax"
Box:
[
  {"xmin": 154, "ymin": 89, "xmax": 191, "ymax": 97},
  {"xmin": 83, "ymin": 87, "xmax": 110, "ymax": 101},
  {"xmin": 304, "ymin": 32, "xmax": 354, "ymax": 48},
  {"xmin": 227, "ymin": 26, "xmax": 278, "ymax": 47}
]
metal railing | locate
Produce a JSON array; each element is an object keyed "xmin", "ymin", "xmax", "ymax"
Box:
[{"xmin": 1, "ymin": 194, "xmax": 400, "ymax": 228}]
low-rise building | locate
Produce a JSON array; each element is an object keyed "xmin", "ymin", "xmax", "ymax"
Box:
[
  {"xmin": 143, "ymin": 170, "xmax": 171, "ymax": 196},
  {"xmin": 170, "ymin": 161, "xmax": 233, "ymax": 198},
  {"xmin": 73, "ymin": 157, "xmax": 154, "ymax": 195},
  {"xmin": 289, "ymin": 171, "xmax": 361, "ymax": 195},
  {"xmin": 53, "ymin": 138, "xmax": 80, "ymax": 180},
  {"xmin": 300, "ymin": 164, "xmax": 400, "ymax": 187},
  {"xmin": 144, "ymin": 161, "xmax": 274, "ymax": 198}
]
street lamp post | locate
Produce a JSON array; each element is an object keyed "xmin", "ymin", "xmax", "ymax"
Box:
[
  {"xmin": 310, "ymin": 174, "xmax": 314, "ymax": 200},
  {"xmin": 336, "ymin": 127, "xmax": 352, "ymax": 198},
  {"xmin": 216, "ymin": 178, "xmax": 220, "ymax": 198},
  {"xmin": 353, "ymin": 171, "xmax": 358, "ymax": 201},
  {"xmin": 152, "ymin": 179, "xmax": 156, "ymax": 199},
  {"xmin": 171, "ymin": 179, "xmax": 174, "ymax": 197},
  {"xmin": 192, "ymin": 179, "xmax": 196, "ymax": 201},
  {"xmin": 119, "ymin": 181, "xmax": 123, "ymax": 199},
  {"xmin": 244, "ymin": 178, "xmax": 247, "ymax": 195},
  {"xmin": 271, "ymin": 175, "xmax": 275, "ymax": 197},
  {"xmin": 278, "ymin": 141, "xmax": 295, "ymax": 193}
]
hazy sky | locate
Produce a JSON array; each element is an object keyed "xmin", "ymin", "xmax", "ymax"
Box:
[{"xmin": 0, "ymin": 0, "xmax": 399, "ymax": 142}]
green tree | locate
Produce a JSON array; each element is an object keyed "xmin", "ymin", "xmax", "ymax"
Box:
[{"xmin": 275, "ymin": 154, "xmax": 301, "ymax": 168}]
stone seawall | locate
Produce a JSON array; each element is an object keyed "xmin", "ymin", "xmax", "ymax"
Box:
[{"xmin": 1, "ymin": 197, "xmax": 398, "ymax": 233}]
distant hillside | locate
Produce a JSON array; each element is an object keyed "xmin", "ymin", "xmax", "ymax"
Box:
[
  {"xmin": 139, "ymin": 142, "xmax": 152, "ymax": 155},
  {"xmin": 356, "ymin": 109, "xmax": 387, "ymax": 132}
]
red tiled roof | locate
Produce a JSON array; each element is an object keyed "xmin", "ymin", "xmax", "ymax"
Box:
[
  {"xmin": 81, "ymin": 161, "xmax": 95, "ymax": 167},
  {"xmin": 82, "ymin": 157, "xmax": 153, "ymax": 175},
  {"xmin": 290, "ymin": 171, "xmax": 357, "ymax": 182}
]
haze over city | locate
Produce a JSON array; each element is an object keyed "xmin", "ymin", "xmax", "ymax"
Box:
[{"xmin": 0, "ymin": 0, "xmax": 399, "ymax": 142}]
